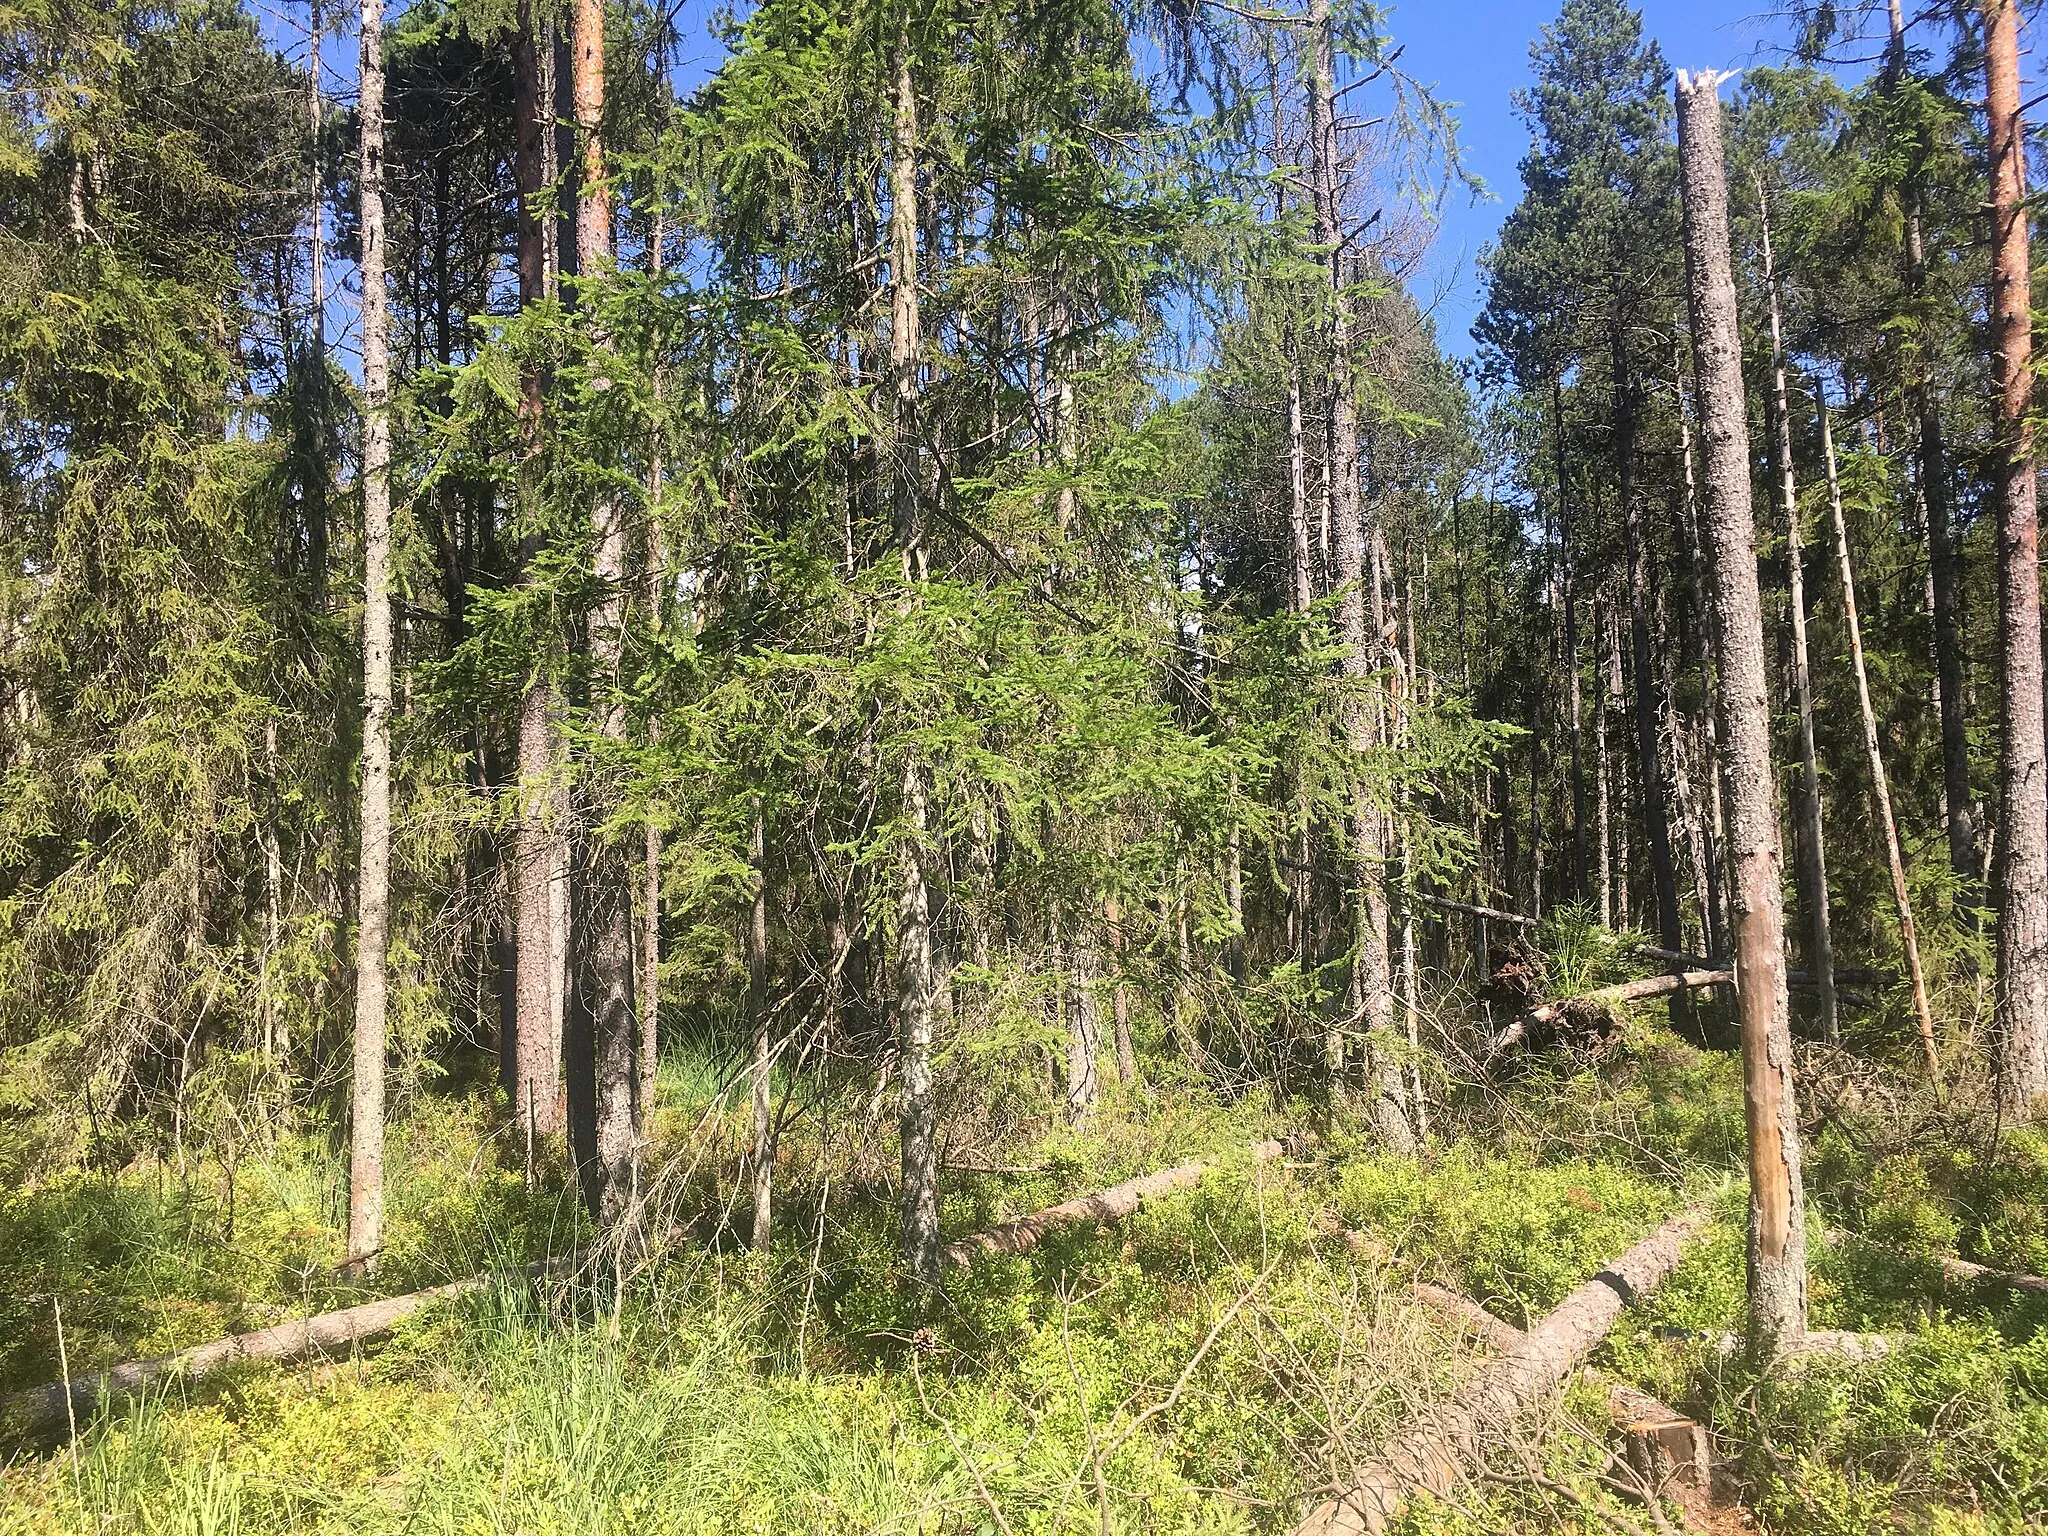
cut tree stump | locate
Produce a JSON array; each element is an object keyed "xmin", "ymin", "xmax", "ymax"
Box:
[
  {"xmin": 1294, "ymin": 1207, "xmax": 1711, "ymax": 1535},
  {"xmin": 942, "ymin": 1140, "xmax": 1287, "ymax": 1267},
  {"xmin": 1407, "ymin": 1278, "xmax": 1719, "ymax": 1529}
]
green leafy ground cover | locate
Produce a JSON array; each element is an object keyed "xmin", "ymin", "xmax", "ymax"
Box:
[{"xmin": 4, "ymin": 1018, "xmax": 2045, "ymax": 1535}]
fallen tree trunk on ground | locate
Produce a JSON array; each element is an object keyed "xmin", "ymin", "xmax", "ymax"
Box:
[
  {"xmin": 5, "ymin": 1274, "xmax": 496, "ymax": 1436},
  {"xmin": 1294, "ymin": 1207, "xmax": 1712, "ymax": 1536},
  {"xmin": 942, "ymin": 1140, "xmax": 1288, "ymax": 1267},
  {"xmin": 1487, "ymin": 971, "xmax": 1732, "ymax": 1060},
  {"xmin": 1408, "ymin": 1279, "xmax": 1717, "ymax": 1528},
  {"xmin": 10, "ymin": 1144, "xmax": 1295, "ymax": 1438},
  {"xmin": 1828, "ymin": 1228, "xmax": 2048, "ymax": 1294}
]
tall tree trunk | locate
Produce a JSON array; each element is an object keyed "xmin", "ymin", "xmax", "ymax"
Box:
[
  {"xmin": 1594, "ymin": 588, "xmax": 1613, "ymax": 927},
  {"xmin": 639, "ymin": 198, "xmax": 666, "ymax": 1126},
  {"xmin": 1757, "ymin": 185, "xmax": 1838, "ymax": 1037},
  {"xmin": 1675, "ymin": 354, "xmax": 1730, "ymax": 960},
  {"xmin": 1617, "ymin": 332, "xmax": 1686, "ymax": 994},
  {"xmin": 346, "ymin": 0, "xmax": 393, "ymax": 1274},
  {"xmin": 1677, "ymin": 68, "xmax": 1806, "ymax": 1351},
  {"xmin": 749, "ymin": 798, "xmax": 773, "ymax": 1249},
  {"xmin": 566, "ymin": 0, "xmax": 639, "ymax": 1229},
  {"xmin": 1105, "ymin": 892, "xmax": 1136, "ymax": 1086},
  {"xmin": 1308, "ymin": 0, "xmax": 1410, "ymax": 1150},
  {"xmin": 1983, "ymin": 0, "xmax": 2048, "ymax": 1116},
  {"xmin": 889, "ymin": 16, "xmax": 941, "ymax": 1283},
  {"xmin": 1886, "ymin": 1, "xmax": 1975, "ymax": 885},
  {"xmin": 1553, "ymin": 381, "xmax": 1587, "ymax": 902},
  {"xmin": 510, "ymin": 0, "xmax": 565, "ymax": 1143},
  {"xmin": 1820, "ymin": 395, "xmax": 1941, "ymax": 1077},
  {"xmin": 304, "ymin": 0, "xmax": 328, "ymax": 607},
  {"xmin": 1067, "ymin": 925, "xmax": 1099, "ymax": 1118}
]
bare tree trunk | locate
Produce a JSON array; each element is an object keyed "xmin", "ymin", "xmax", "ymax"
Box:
[
  {"xmin": 1983, "ymin": 0, "xmax": 2048, "ymax": 1116},
  {"xmin": 511, "ymin": 0, "xmax": 564, "ymax": 1143},
  {"xmin": 346, "ymin": 0, "xmax": 392, "ymax": 1273},
  {"xmin": 1308, "ymin": 0, "xmax": 1410, "ymax": 1151},
  {"xmin": 1067, "ymin": 929, "xmax": 1099, "ymax": 1118},
  {"xmin": 1594, "ymin": 589, "xmax": 1613, "ymax": 927},
  {"xmin": 1676, "ymin": 68, "xmax": 1806, "ymax": 1351},
  {"xmin": 639, "ymin": 201, "xmax": 665, "ymax": 1126},
  {"xmin": 1617, "ymin": 333, "xmax": 1686, "ymax": 995},
  {"xmin": 1675, "ymin": 346, "xmax": 1730, "ymax": 963},
  {"xmin": 567, "ymin": 0, "xmax": 639, "ymax": 1229},
  {"xmin": 1287, "ymin": 337, "xmax": 1314, "ymax": 615},
  {"xmin": 1105, "ymin": 893, "xmax": 1136, "ymax": 1086},
  {"xmin": 1553, "ymin": 381, "xmax": 1588, "ymax": 901},
  {"xmin": 303, "ymin": 0, "xmax": 328, "ymax": 607},
  {"xmin": 1757, "ymin": 184, "xmax": 1838, "ymax": 1037},
  {"xmin": 1886, "ymin": 1, "xmax": 1975, "ymax": 885},
  {"xmin": 749, "ymin": 799, "xmax": 773, "ymax": 1248},
  {"xmin": 1819, "ymin": 396, "xmax": 1941, "ymax": 1077},
  {"xmin": 889, "ymin": 19, "xmax": 941, "ymax": 1284}
]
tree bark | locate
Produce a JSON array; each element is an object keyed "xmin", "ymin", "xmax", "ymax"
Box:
[
  {"xmin": 1674, "ymin": 357, "xmax": 1730, "ymax": 962},
  {"xmin": 1617, "ymin": 335, "xmax": 1686, "ymax": 990},
  {"xmin": 1886, "ymin": 3, "xmax": 1975, "ymax": 885},
  {"xmin": 1105, "ymin": 892, "xmax": 1137, "ymax": 1085},
  {"xmin": 1676, "ymin": 69, "xmax": 1806, "ymax": 1352},
  {"xmin": 510, "ymin": 0, "xmax": 565, "ymax": 1144},
  {"xmin": 346, "ymin": 0, "xmax": 392, "ymax": 1274},
  {"xmin": 303, "ymin": 0, "xmax": 328, "ymax": 608},
  {"xmin": 1757, "ymin": 184, "xmax": 1838, "ymax": 1038},
  {"xmin": 1067, "ymin": 930, "xmax": 1100, "ymax": 1117},
  {"xmin": 1487, "ymin": 969, "xmax": 1732, "ymax": 1060},
  {"xmin": 1983, "ymin": 0, "xmax": 2048, "ymax": 1118},
  {"xmin": 1819, "ymin": 396, "xmax": 1941, "ymax": 1079},
  {"xmin": 1307, "ymin": 0, "xmax": 1410, "ymax": 1151},
  {"xmin": 749, "ymin": 798, "xmax": 773, "ymax": 1248},
  {"xmin": 639, "ymin": 197, "xmax": 666, "ymax": 1127},
  {"xmin": 889, "ymin": 16, "xmax": 941, "ymax": 1284},
  {"xmin": 943, "ymin": 1142, "xmax": 1285, "ymax": 1267},
  {"xmin": 1554, "ymin": 380, "xmax": 1588, "ymax": 901},
  {"xmin": 566, "ymin": 0, "xmax": 639, "ymax": 1229},
  {"xmin": 1294, "ymin": 1209, "xmax": 1712, "ymax": 1536}
]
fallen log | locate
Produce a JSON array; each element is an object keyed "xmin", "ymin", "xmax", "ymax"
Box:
[
  {"xmin": 1294, "ymin": 1207, "xmax": 1711, "ymax": 1536},
  {"xmin": 942, "ymin": 1140, "xmax": 1287, "ymax": 1267},
  {"xmin": 9, "ymin": 1144, "xmax": 1296, "ymax": 1438},
  {"xmin": 1486, "ymin": 971, "xmax": 1732, "ymax": 1060},
  {"xmin": 1827, "ymin": 1228, "xmax": 2048, "ymax": 1295},
  {"xmin": 1407, "ymin": 1279, "xmax": 1717, "ymax": 1526},
  {"xmin": 1416, "ymin": 893, "xmax": 1538, "ymax": 929},
  {"xmin": 5, "ymin": 1274, "xmax": 495, "ymax": 1436}
]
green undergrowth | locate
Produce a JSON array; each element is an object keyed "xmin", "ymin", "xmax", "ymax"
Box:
[{"xmin": 5, "ymin": 1003, "xmax": 2048, "ymax": 1533}]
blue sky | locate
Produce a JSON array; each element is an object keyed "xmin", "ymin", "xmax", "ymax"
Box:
[
  {"xmin": 1384, "ymin": 0, "xmax": 1816, "ymax": 356},
  {"xmin": 288, "ymin": 0, "xmax": 1963, "ymax": 370}
]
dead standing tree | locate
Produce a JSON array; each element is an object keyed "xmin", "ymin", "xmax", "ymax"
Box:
[
  {"xmin": 345, "ymin": 0, "xmax": 393, "ymax": 1273},
  {"xmin": 1675, "ymin": 67, "xmax": 1807, "ymax": 1352}
]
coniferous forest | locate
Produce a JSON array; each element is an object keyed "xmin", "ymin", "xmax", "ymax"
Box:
[{"xmin": 7, "ymin": 0, "xmax": 2048, "ymax": 1526}]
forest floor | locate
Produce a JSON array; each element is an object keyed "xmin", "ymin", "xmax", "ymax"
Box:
[{"xmin": 3, "ymin": 1007, "xmax": 2046, "ymax": 1535}]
